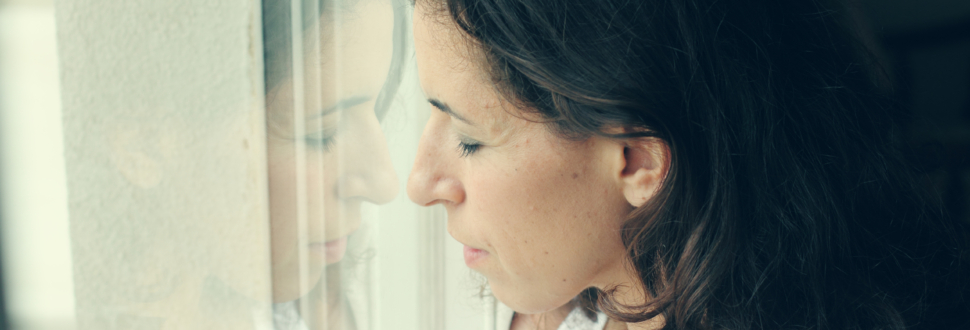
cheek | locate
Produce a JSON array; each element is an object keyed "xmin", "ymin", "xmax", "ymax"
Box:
[
  {"xmin": 472, "ymin": 145, "xmax": 626, "ymax": 268},
  {"xmin": 305, "ymin": 151, "xmax": 338, "ymax": 220},
  {"xmin": 465, "ymin": 151, "xmax": 629, "ymax": 312},
  {"xmin": 266, "ymin": 143, "xmax": 340, "ymax": 252},
  {"xmin": 266, "ymin": 143, "xmax": 297, "ymax": 267}
]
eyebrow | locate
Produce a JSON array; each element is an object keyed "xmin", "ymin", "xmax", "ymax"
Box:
[
  {"xmin": 312, "ymin": 95, "xmax": 372, "ymax": 118},
  {"xmin": 428, "ymin": 98, "xmax": 475, "ymax": 125}
]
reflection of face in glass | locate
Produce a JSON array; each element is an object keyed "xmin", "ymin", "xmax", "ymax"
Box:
[{"xmin": 265, "ymin": 0, "xmax": 398, "ymax": 303}]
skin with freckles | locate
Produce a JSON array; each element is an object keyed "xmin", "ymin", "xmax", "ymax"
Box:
[{"xmin": 407, "ymin": 3, "xmax": 664, "ymax": 318}]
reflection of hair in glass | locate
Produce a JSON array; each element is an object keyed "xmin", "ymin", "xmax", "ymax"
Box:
[{"xmin": 261, "ymin": 0, "xmax": 408, "ymax": 121}]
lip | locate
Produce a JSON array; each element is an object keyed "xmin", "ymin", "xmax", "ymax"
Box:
[
  {"xmin": 308, "ymin": 237, "xmax": 349, "ymax": 264},
  {"xmin": 463, "ymin": 245, "xmax": 489, "ymax": 267}
]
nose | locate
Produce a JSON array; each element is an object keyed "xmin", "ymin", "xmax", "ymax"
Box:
[
  {"xmin": 337, "ymin": 110, "xmax": 399, "ymax": 205},
  {"xmin": 407, "ymin": 112, "xmax": 465, "ymax": 207}
]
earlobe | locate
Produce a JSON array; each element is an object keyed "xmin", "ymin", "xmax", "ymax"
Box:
[{"xmin": 620, "ymin": 138, "xmax": 668, "ymax": 208}]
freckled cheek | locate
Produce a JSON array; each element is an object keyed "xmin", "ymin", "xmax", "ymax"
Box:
[
  {"xmin": 528, "ymin": 167, "xmax": 621, "ymax": 252},
  {"xmin": 461, "ymin": 173, "xmax": 525, "ymax": 244},
  {"xmin": 474, "ymin": 175, "xmax": 567, "ymax": 252}
]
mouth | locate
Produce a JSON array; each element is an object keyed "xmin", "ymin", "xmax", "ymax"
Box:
[
  {"xmin": 463, "ymin": 245, "xmax": 489, "ymax": 268},
  {"xmin": 308, "ymin": 236, "xmax": 349, "ymax": 264}
]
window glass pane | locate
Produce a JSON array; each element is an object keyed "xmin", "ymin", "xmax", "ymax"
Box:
[{"xmin": 5, "ymin": 0, "xmax": 491, "ymax": 328}]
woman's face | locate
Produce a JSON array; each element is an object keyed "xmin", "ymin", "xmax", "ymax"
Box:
[
  {"xmin": 266, "ymin": 0, "xmax": 397, "ymax": 302},
  {"xmin": 408, "ymin": 4, "xmax": 635, "ymax": 313}
]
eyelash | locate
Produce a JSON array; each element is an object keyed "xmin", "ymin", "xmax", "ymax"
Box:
[
  {"xmin": 457, "ymin": 139, "xmax": 481, "ymax": 157},
  {"xmin": 305, "ymin": 136, "xmax": 337, "ymax": 152}
]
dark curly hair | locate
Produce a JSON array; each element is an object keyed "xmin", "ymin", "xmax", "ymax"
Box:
[{"xmin": 419, "ymin": 0, "xmax": 970, "ymax": 328}]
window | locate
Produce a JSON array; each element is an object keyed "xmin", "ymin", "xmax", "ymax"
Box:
[{"xmin": 1, "ymin": 0, "xmax": 490, "ymax": 329}]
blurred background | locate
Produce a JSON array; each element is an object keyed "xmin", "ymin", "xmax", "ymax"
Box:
[{"xmin": 0, "ymin": 0, "xmax": 967, "ymax": 329}]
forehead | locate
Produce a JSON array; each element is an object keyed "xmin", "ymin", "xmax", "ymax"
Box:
[{"xmin": 412, "ymin": 4, "xmax": 509, "ymax": 123}]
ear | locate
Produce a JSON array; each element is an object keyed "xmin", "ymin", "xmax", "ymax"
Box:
[
  {"xmin": 620, "ymin": 138, "xmax": 669, "ymax": 208},
  {"xmin": 108, "ymin": 126, "xmax": 162, "ymax": 188}
]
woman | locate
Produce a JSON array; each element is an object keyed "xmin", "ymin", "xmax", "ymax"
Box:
[{"xmin": 406, "ymin": 0, "xmax": 970, "ymax": 329}]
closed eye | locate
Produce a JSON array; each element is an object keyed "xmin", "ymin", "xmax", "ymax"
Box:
[
  {"xmin": 304, "ymin": 127, "xmax": 338, "ymax": 152},
  {"xmin": 457, "ymin": 137, "xmax": 481, "ymax": 157},
  {"xmin": 306, "ymin": 135, "xmax": 337, "ymax": 152}
]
